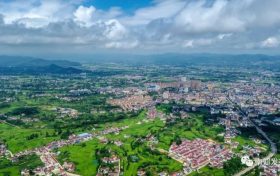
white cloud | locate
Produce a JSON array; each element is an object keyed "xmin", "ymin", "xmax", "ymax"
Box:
[
  {"xmin": 105, "ymin": 40, "xmax": 139, "ymax": 49},
  {"xmin": 217, "ymin": 33, "xmax": 232, "ymax": 40},
  {"xmin": 0, "ymin": 0, "xmax": 76, "ymax": 28},
  {"xmin": 74, "ymin": 5, "xmax": 95, "ymax": 27},
  {"xmin": 183, "ymin": 38, "xmax": 213, "ymax": 48},
  {"xmin": 174, "ymin": 0, "xmax": 247, "ymax": 33},
  {"xmin": 103, "ymin": 19, "xmax": 127, "ymax": 40},
  {"xmin": 261, "ymin": 37, "xmax": 279, "ymax": 48},
  {"xmin": 0, "ymin": 0, "xmax": 280, "ymax": 53},
  {"xmin": 183, "ymin": 40, "xmax": 194, "ymax": 48},
  {"xmin": 182, "ymin": 33, "xmax": 233, "ymax": 48},
  {"xmin": 121, "ymin": 0, "xmax": 185, "ymax": 26}
]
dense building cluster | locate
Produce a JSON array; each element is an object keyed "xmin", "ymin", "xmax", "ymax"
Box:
[
  {"xmin": 97, "ymin": 155, "xmax": 120, "ymax": 176},
  {"xmin": 169, "ymin": 139, "xmax": 232, "ymax": 174},
  {"xmin": 0, "ymin": 61, "xmax": 279, "ymax": 176},
  {"xmin": 9, "ymin": 126, "xmax": 127, "ymax": 176},
  {"xmin": 109, "ymin": 95, "xmax": 154, "ymax": 111}
]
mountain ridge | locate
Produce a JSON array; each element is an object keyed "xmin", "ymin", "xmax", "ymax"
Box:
[
  {"xmin": 0, "ymin": 56, "xmax": 81, "ymax": 67},
  {"xmin": 0, "ymin": 56, "xmax": 83, "ymax": 75}
]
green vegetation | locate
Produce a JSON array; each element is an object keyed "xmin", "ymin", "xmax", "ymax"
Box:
[
  {"xmin": 58, "ymin": 112, "xmax": 182, "ymax": 175},
  {"xmin": 8, "ymin": 107, "xmax": 39, "ymax": 116},
  {"xmin": 157, "ymin": 114, "xmax": 224, "ymax": 150},
  {"xmin": 0, "ymin": 62, "xmax": 278, "ymax": 176},
  {"xmin": 57, "ymin": 110, "xmax": 226, "ymax": 176},
  {"xmin": 156, "ymin": 103, "xmax": 173, "ymax": 114},
  {"xmin": 0, "ymin": 123, "xmax": 58, "ymax": 153},
  {"xmin": 262, "ymin": 125, "xmax": 280, "ymax": 154},
  {"xmin": 223, "ymin": 157, "xmax": 244, "ymax": 176},
  {"xmin": 0, "ymin": 154, "xmax": 43, "ymax": 176},
  {"xmin": 189, "ymin": 166, "xmax": 224, "ymax": 176},
  {"xmin": 232, "ymin": 127, "xmax": 269, "ymax": 153},
  {"xmin": 58, "ymin": 139, "xmax": 102, "ymax": 176},
  {"xmin": 246, "ymin": 167, "xmax": 261, "ymax": 176}
]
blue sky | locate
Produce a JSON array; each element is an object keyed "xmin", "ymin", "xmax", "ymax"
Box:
[
  {"xmin": 0, "ymin": 0, "xmax": 280, "ymax": 58},
  {"xmin": 87, "ymin": 0, "xmax": 153, "ymax": 13}
]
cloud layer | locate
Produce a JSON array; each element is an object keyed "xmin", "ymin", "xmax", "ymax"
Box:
[{"xmin": 0, "ymin": 0, "xmax": 280, "ymax": 55}]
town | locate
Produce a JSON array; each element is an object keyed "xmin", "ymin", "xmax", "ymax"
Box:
[{"xmin": 0, "ymin": 61, "xmax": 280, "ymax": 176}]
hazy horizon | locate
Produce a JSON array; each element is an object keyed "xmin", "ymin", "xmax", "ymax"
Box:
[{"xmin": 2, "ymin": 52, "xmax": 280, "ymax": 63}]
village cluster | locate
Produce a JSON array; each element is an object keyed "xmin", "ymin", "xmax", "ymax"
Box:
[
  {"xmin": 169, "ymin": 139, "xmax": 232, "ymax": 174},
  {"xmin": 0, "ymin": 126, "xmax": 127, "ymax": 176},
  {"xmin": 0, "ymin": 72, "xmax": 279, "ymax": 176}
]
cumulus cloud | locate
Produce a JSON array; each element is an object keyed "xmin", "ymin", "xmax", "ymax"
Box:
[
  {"xmin": 0, "ymin": 0, "xmax": 280, "ymax": 53},
  {"xmin": 261, "ymin": 37, "xmax": 279, "ymax": 48},
  {"xmin": 105, "ymin": 40, "xmax": 139, "ymax": 49},
  {"xmin": 120, "ymin": 0, "xmax": 186, "ymax": 26},
  {"xmin": 74, "ymin": 5, "xmax": 95, "ymax": 27},
  {"xmin": 175, "ymin": 0, "xmax": 245, "ymax": 33},
  {"xmin": 103, "ymin": 19, "xmax": 127, "ymax": 40},
  {"xmin": 0, "ymin": 0, "xmax": 77, "ymax": 28},
  {"xmin": 182, "ymin": 33, "xmax": 233, "ymax": 48}
]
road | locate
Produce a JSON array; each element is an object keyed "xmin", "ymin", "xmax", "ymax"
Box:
[
  {"xmin": 7, "ymin": 150, "xmax": 13, "ymax": 157},
  {"xmin": 227, "ymin": 95, "xmax": 277, "ymax": 176},
  {"xmin": 234, "ymin": 152, "xmax": 275, "ymax": 176},
  {"xmin": 39, "ymin": 152, "xmax": 81, "ymax": 176},
  {"xmin": 234, "ymin": 123, "xmax": 277, "ymax": 176}
]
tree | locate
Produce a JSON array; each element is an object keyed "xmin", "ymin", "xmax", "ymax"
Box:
[
  {"xmin": 174, "ymin": 134, "xmax": 182, "ymax": 145},
  {"xmin": 45, "ymin": 132, "xmax": 50, "ymax": 137},
  {"xmin": 223, "ymin": 157, "xmax": 243, "ymax": 176}
]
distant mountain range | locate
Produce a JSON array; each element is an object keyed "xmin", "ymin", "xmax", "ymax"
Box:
[
  {"xmin": 1, "ymin": 54, "xmax": 280, "ymax": 75},
  {"xmin": 0, "ymin": 56, "xmax": 81, "ymax": 67},
  {"xmin": 77, "ymin": 53, "xmax": 280, "ymax": 71},
  {"xmin": 79, "ymin": 53, "xmax": 280, "ymax": 65},
  {"xmin": 0, "ymin": 56, "xmax": 83, "ymax": 75}
]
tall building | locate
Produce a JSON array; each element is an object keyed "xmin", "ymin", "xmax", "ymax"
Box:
[
  {"xmin": 190, "ymin": 80, "xmax": 201, "ymax": 90},
  {"xmin": 181, "ymin": 77, "xmax": 187, "ymax": 82},
  {"xmin": 163, "ymin": 91, "xmax": 169, "ymax": 99}
]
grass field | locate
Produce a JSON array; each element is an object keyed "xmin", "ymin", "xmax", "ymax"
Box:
[
  {"xmin": 189, "ymin": 166, "xmax": 224, "ymax": 176},
  {"xmin": 57, "ymin": 112, "xmax": 182, "ymax": 175},
  {"xmin": 0, "ymin": 154, "xmax": 43, "ymax": 176},
  {"xmin": 0, "ymin": 123, "xmax": 58, "ymax": 153},
  {"xmin": 231, "ymin": 133, "xmax": 269, "ymax": 153},
  {"xmin": 56, "ymin": 111, "xmax": 226, "ymax": 175},
  {"xmin": 106, "ymin": 118, "xmax": 182, "ymax": 175},
  {"xmin": 0, "ymin": 167, "xmax": 20, "ymax": 176},
  {"xmin": 4, "ymin": 94, "xmax": 109, "ymax": 114},
  {"xmin": 58, "ymin": 139, "xmax": 103, "ymax": 176},
  {"xmin": 0, "ymin": 109, "xmax": 230, "ymax": 175},
  {"xmin": 157, "ymin": 114, "xmax": 224, "ymax": 150}
]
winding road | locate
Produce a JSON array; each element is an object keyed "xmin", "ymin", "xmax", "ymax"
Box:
[{"xmin": 227, "ymin": 95, "xmax": 277, "ymax": 176}]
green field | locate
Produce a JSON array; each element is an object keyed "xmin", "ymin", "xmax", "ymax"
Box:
[
  {"xmin": 0, "ymin": 155, "xmax": 43, "ymax": 176},
  {"xmin": 106, "ymin": 119, "xmax": 182, "ymax": 175},
  {"xmin": 231, "ymin": 128, "xmax": 269, "ymax": 154},
  {"xmin": 58, "ymin": 139, "xmax": 103, "ymax": 176},
  {"xmin": 57, "ymin": 111, "xmax": 226, "ymax": 175},
  {"xmin": 189, "ymin": 166, "xmax": 224, "ymax": 176},
  {"xmin": 57, "ymin": 112, "xmax": 182, "ymax": 175},
  {"xmin": 156, "ymin": 114, "xmax": 224, "ymax": 150},
  {"xmin": 0, "ymin": 123, "xmax": 58, "ymax": 153}
]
